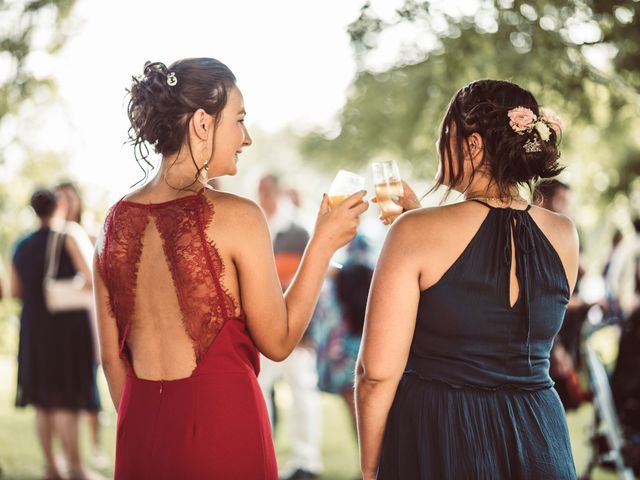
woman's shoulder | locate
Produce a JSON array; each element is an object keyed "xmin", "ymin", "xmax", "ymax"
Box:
[
  {"xmin": 528, "ymin": 205, "xmax": 578, "ymax": 251},
  {"xmin": 385, "ymin": 203, "xmax": 464, "ymax": 251},
  {"xmin": 202, "ymin": 188, "xmax": 268, "ymax": 233},
  {"xmin": 12, "ymin": 230, "xmax": 38, "ymax": 256},
  {"xmin": 12, "ymin": 230, "xmax": 49, "ymax": 270},
  {"xmin": 392, "ymin": 202, "xmax": 474, "ymax": 235},
  {"xmin": 203, "ymin": 188, "xmax": 264, "ymax": 218}
]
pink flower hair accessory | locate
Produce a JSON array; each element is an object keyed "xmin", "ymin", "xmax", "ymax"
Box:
[{"xmin": 507, "ymin": 106, "xmax": 537, "ymax": 133}]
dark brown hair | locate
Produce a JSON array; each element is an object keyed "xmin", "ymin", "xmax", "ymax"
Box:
[
  {"xmin": 126, "ymin": 58, "xmax": 236, "ymax": 184},
  {"xmin": 55, "ymin": 181, "xmax": 83, "ymax": 223},
  {"xmin": 30, "ymin": 188, "xmax": 58, "ymax": 219},
  {"xmin": 433, "ymin": 79, "xmax": 563, "ymax": 199}
]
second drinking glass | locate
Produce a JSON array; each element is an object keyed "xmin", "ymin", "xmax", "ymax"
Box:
[{"xmin": 372, "ymin": 160, "xmax": 404, "ymax": 219}]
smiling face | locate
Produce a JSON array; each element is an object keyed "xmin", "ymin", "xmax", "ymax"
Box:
[{"xmin": 206, "ymin": 86, "xmax": 252, "ymax": 177}]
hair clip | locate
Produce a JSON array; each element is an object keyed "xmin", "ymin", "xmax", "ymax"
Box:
[
  {"xmin": 523, "ymin": 137, "xmax": 542, "ymax": 153},
  {"xmin": 167, "ymin": 72, "xmax": 178, "ymax": 87}
]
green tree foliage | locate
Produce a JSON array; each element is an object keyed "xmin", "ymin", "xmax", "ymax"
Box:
[
  {"xmin": 0, "ymin": 0, "xmax": 76, "ymax": 121},
  {"xmin": 302, "ymin": 0, "xmax": 640, "ymax": 209},
  {"xmin": 0, "ymin": 0, "xmax": 77, "ymax": 254}
]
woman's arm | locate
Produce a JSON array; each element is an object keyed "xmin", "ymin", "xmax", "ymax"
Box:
[
  {"xmin": 236, "ymin": 191, "xmax": 368, "ymax": 361},
  {"xmin": 10, "ymin": 263, "xmax": 22, "ymax": 299},
  {"xmin": 93, "ymin": 244, "xmax": 127, "ymax": 410},
  {"xmin": 65, "ymin": 229, "xmax": 101, "ymax": 360},
  {"xmin": 65, "ymin": 234, "xmax": 93, "ymax": 289},
  {"xmin": 355, "ymin": 214, "xmax": 422, "ymax": 479}
]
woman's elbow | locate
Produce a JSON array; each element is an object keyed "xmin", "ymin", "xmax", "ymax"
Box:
[
  {"xmin": 355, "ymin": 360, "xmax": 396, "ymax": 386},
  {"xmin": 254, "ymin": 329, "xmax": 296, "ymax": 362},
  {"xmin": 260, "ymin": 345, "xmax": 291, "ymax": 362}
]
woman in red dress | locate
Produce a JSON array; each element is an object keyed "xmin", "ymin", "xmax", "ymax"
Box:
[{"xmin": 94, "ymin": 58, "xmax": 368, "ymax": 479}]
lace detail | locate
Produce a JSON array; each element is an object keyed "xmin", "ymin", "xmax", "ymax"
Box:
[
  {"xmin": 97, "ymin": 190, "xmax": 238, "ymax": 362},
  {"xmin": 98, "ymin": 203, "xmax": 148, "ymax": 357}
]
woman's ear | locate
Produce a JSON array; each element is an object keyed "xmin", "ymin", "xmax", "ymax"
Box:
[
  {"xmin": 467, "ymin": 132, "xmax": 484, "ymax": 164},
  {"xmin": 191, "ymin": 108, "xmax": 212, "ymax": 141}
]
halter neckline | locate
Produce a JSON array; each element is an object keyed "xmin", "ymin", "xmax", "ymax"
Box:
[
  {"xmin": 119, "ymin": 186, "xmax": 207, "ymax": 209},
  {"xmin": 469, "ymin": 199, "xmax": 532, "ymax": 212}
]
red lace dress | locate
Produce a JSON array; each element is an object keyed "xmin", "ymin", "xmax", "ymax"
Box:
[{"xmin": 97, "ymin": 189, "xmax": 277, "ymax": 479}]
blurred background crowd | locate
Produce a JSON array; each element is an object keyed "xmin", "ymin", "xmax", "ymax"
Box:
[{"xmin": 1, "ymin": 0, "xmax": 639, "ymax": 479}]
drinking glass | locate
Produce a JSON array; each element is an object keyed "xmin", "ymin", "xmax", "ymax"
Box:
[
  {"xmin": 328, "ymin": 170, "xmax": 365, "ymax": 208},
  {"xmin": 372, "ymin": 160, "xmax": 404, "ymax": 218},
  {"xmin": 326, "ymin": 170, "xmax": 365, "ymax": 269}
]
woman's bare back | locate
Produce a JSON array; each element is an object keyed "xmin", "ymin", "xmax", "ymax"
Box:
[{"xmin": 103, "ymin": 187, "xmax": 248, "ymax": 381}]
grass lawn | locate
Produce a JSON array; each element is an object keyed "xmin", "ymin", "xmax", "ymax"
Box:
[{"xmin": 0, "ymin": 355, "xmax": 622, "ymax": 479}]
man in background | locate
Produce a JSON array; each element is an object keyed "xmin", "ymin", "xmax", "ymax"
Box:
[{"xmin": 257, "ymin": 174, "xmax": 323, "ymax": 480}]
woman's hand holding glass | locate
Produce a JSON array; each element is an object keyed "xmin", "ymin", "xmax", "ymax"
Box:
[
  {"xmin": 373, "ymin": 179, "xmax": 421, "ymax": 225},
  {"xmin": 315, "ymin": 190, "xmax": 369, "ymax": 252},
  {"xmin": 371, "ymin": 161, "xmax": 420, "ymax": 225}
]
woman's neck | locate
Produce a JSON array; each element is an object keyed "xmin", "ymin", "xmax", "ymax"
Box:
[
  {"xmin": 464, "ymin": 189, "xmax": 521, "ymax": 200},
  {"xmin": 463, "ymin": 176, "xmax": 521, "ymax": 201},
  {"xmin": 147, "ymin": 153, "xmax": 208, "ymax": 194}
]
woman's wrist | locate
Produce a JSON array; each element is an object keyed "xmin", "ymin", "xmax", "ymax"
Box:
[{"xmin": 307, "ymin": 234, "xmax": 337, "ymax": 263}]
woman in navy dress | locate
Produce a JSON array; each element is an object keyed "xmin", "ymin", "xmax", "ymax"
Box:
[
  {"xmin": 356, "ymin": 80, "xmax": 579, "ymax": 479},
  {"xmin": 11, "ymin": 189, "xmax": 99, "ymax": 479}
]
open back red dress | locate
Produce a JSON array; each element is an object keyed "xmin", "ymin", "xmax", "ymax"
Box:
[{"xmin": 97, "ymin": 189, "xmax": 277, "ymax": 479}]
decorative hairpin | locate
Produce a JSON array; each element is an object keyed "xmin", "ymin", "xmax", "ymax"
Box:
[
  {"xmin": 167, "ymin": 72, "xmax": 178, "ymax": 87},
  {"xmin": 507, "ymin": 106, "xmax": 561, "ymax": 153},
  {"xmin": 523, "ymin": 138, "xmax": 542, "ymax": 153}
]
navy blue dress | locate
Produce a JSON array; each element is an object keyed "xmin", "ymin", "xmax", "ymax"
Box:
[
  {"xmin": 13, "ymin": 228, "xmax": 100, "ymax": 411},
  {"xmin": 378, "ymin": 201, "xmax": 576, "ymax": 479}
]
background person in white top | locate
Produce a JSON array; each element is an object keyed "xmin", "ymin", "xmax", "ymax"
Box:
[
  {"xmin": 257, "ymin": 174, "xmax": 323, "ymax": 480},
  {"xmin": 53, "ymin": 182, "xmax": 108, "ymax": 470}
]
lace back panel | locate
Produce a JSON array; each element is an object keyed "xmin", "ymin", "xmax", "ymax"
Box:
[{"xmin": 97, "ymin": 191, "xmax": 238, "ymax": 365}]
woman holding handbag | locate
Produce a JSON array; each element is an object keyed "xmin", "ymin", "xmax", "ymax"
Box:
[{"xmin": 11, "ymin": 188, "xmax": 100, "ymax": 480}]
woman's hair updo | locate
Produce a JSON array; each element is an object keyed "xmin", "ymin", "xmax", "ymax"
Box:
[
  {"xmin": 127, "ymin": 58, "xmax": 236, "ymax": 181},
  {"xmin": 434, "ymin": 79, "xmax": 563, "ymax": 198}
]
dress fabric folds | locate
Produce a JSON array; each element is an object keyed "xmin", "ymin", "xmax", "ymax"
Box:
[{"xmin": 377, "ymin": 201, "xmax": 577, "ymax": 480}]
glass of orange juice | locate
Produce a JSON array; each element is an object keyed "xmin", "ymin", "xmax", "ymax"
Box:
[
  {"xmin": 328, "ymin": 170, "xmax": 365, "ymax": 208},
  {"xmin": 372, "ymin": 160, "xmax": 404, "ymax": 218}
]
